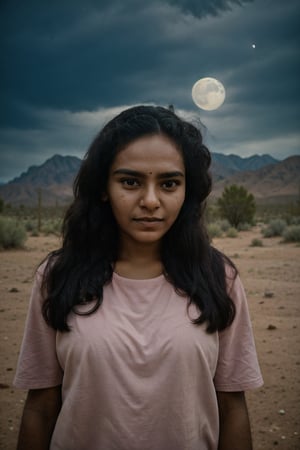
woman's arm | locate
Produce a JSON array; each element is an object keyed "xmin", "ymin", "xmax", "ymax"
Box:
[
  {"xmin": 17, "ymin": 385, "xmax": 62, "ymax": 450},
  {"xmin": 217, "ymin": 391, "xmax": 252, "ymax": 450}
]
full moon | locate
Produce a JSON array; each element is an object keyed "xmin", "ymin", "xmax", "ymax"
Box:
[{"xmin": 192, "ymin": 77, "xmax": 226, "ymax": 111}]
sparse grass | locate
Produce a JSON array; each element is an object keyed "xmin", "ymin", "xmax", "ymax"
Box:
[{"xmin": 22, "ymin": 217, "xmax": 62, "ymax": 236}]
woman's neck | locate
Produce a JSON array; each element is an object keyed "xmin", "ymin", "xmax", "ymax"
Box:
[{"xmin": 115, "ymin": 241, "xmax": 164, "ymax": 279}]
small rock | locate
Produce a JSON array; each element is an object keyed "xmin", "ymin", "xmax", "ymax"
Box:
[
  {"xmin": 264, "ymin": 290, "xmax": 275, "ymax": 298},
  {"xmin": 267, "ymin": 324, "xmax": 277, "ymax": 330},
  {"xmin": 9, "ymin": 287, "xmax": 19, "ymax": 293},
  {"xmin": 278, "ymin": 409, "xmax": 285, "ymax": 415}
]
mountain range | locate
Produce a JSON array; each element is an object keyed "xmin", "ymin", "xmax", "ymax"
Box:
[{"xmin": 0, "ymin": 153, "xmax": 299, "ymax": 206}]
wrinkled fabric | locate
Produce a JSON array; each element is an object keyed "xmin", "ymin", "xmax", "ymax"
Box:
[{"xmin": 14, "ymin": 269, "xmax": 263, "ymax": 450}]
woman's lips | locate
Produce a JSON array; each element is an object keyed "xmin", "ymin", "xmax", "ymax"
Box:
[{"xmin": 133, "ymin": 217, "xmax": 163, "ymax": 222}]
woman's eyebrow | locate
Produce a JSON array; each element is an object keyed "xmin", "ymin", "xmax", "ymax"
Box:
[
  {"xmin": 112, "ymin": 168, "xmax": 185, "ymax": 178},
  {"xmin": 112, "ymin": 169, "xmax": 142, "ymax": 177},
  {"xmin": 157, "ymin": 171, "xmax": 185, "ymax": 179}
]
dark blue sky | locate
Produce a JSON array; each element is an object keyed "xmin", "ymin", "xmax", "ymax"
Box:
[{"xmin": 1, "ymin": 0, "xmax": 299, "ymax": 182}]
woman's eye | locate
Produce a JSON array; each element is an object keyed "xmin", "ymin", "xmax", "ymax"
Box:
[
  {"xmin": 121, "ymin": 178, "xmax": 139, "ymax": 188},
  {"xmin": 162, "ymin": 180, "xmax": 179, "ymax": 190}
]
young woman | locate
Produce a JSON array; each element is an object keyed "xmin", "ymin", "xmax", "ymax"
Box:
[{"xmin": 14, "ymin": 105, "xmax": 263, "ymax": 450}]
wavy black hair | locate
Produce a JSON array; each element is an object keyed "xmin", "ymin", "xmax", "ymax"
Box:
[{"xmin": 41, "ymin": 105, "xmax": 236, "ymax": 332}]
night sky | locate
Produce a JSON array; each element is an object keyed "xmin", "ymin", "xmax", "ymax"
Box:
[{"xmin": 1, "ymin": 0, "xmax": 299, "ymax": 182}]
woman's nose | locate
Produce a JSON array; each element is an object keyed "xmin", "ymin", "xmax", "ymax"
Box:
[{"xmin": 139, "ymin": 186, "xmax": 160, "ymax": 209}]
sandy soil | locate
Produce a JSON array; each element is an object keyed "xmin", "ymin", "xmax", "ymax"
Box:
[{"xmin": 0, "ymin": 229, "xmax": 299, "ymax": 450}]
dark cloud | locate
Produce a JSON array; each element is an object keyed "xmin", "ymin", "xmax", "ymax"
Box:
[
  {"xmin": 0, "ymin": 0, "xmax": 255, "ymax": 120},
  {"xmin": 1, "ymin": 1, "xmax": 170, "ymax": 122},
  {"xmin": 167, "ymin": 0, "xmax": 253, "ymax": 18}
]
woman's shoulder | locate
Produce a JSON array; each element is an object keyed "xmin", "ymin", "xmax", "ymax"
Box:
[
  {"xmin": 224, "ymin": 260, "xmax": 238, "ymax": 281},
  {"xmin": 36, "ymin": 251, "xmax": 60, "ymax": 278}
]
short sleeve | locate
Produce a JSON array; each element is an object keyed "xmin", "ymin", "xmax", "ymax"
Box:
[
  {"xmin": 214, "ymin": 271, "xmax": 263, "ymax": 392},
  {"xmin": 14, "ymin": 265, "xmax": 63, "ymax": 389}
]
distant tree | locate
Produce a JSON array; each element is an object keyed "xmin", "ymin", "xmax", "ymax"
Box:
[{"xmin": 217, "ymin": 184, "xmax": 256, "ymax": 228}]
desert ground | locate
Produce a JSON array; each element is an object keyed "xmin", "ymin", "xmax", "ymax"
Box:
[{"xmin": 0, "ymin": 229, "xmax": 299, "ymax": 450}]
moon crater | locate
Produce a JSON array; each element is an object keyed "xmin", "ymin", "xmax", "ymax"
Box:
[{"xmin": 192, "ymin": 77, "xmax": 226, "ymax": 111}]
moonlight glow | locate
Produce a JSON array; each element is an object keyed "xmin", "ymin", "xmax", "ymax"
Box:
[{"xmin": 192, "ymin": 77, "xmax": 226, "ymax": 111}]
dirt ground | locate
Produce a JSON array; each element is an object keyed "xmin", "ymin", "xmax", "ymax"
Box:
[{"xmin": 0, "ymin": 229, "xmax": 299, "ymax": 450}]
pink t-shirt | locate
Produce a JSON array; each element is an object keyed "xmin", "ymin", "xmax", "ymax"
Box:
[{"xmin": 14, "ymin": 268, "xmax": 263, "ymax": 450}]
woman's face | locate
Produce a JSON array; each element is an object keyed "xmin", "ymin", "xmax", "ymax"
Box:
[{"xmin": 105, "ymin": 134, "xmax": 186, "ymax": 250}]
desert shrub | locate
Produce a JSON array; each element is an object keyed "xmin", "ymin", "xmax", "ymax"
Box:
[
  {"xmin": 41, "ymin": 219, "xmax": 62, "ymax": 236},
  {"xmin": 205, "ymin": 203, "xmax": 219, "ymax": 223},
  {"xmin": 282, "ymin": 225, "xmax": 300, "ymax": 243},
  {"xmin": 217, "ymin": 185, "xmax": 256, "ymax": 228},
  {"xmin": 226, "ymin": 227, "xmax": 238, "ymax": 238},
  {"xmin": 262, "ymin": 219, "xmax": 287, "ymax": 237},
  {"xmin": 207, "ymin": 223, "xmax": 223, "ymax": 239},
  {"xmin": 217, "ymin": 219, "xmax": 231, "ymax": 232},
  {"xmin": 287, "ymin": 216, "xmax": 300, "ymax": 226},
  {"xmin": 24, "ymin": 220, "xmax": 38, "ymax": 233},
  {"xmin": 0, "ymin": 217, "xmax": 27, "ymax": 249},
  {"xmin": 251, "ymin": 238, "xmax": 263, "ymax": 247},
  {"xmin": 237, "ymin": 222, "xmax": 253, "ymax": 231}
]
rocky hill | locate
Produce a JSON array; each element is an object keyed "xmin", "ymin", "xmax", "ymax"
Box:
[
  {"xmin": 211, "ymin": 153, "xmax": 277, "ymax": 181},
  {"xmin": 211, "ymin": 155, "xmax": 300, "ymax": 203},
  {"xmin": 0, "ymin": 155, "xmax": 81, "ymax": 207},
  {"xmin": 0, "ymin": 153, "xmax": 299, "ymax": 206}
]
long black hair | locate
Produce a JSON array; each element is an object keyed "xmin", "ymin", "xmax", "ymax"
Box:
[{"xmin": 41, "ymin": 105, "xmax": 236, "ymax": 333}]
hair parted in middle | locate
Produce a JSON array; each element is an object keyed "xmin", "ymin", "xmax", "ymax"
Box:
[{"xmin": 42, "ymin": 105, "xmax": 236, "ymax": 333}]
